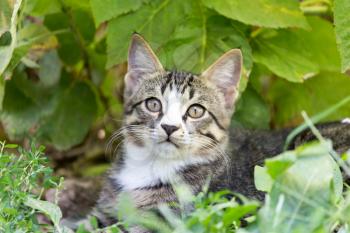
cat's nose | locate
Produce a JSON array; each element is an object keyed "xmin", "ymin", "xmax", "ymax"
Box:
[{"xmin": 161, "ymin": 124, "xmax": 179, "ymax": 136}]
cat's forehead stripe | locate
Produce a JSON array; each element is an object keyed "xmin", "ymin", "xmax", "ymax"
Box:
[{"xmin": 161, "ymin": 71, "xmax": 196, "ymax": 96}]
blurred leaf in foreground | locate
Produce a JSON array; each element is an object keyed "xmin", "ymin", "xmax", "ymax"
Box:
[{"xmin": 254, "ymin": 140, "xmax": 343, "ymax": 233}]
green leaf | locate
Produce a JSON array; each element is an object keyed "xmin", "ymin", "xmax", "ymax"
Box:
[
  {"xmin": 232, "ymin": 84, "xmax": 270, "ymax": 129},
  {"xmin": 24, "ymin": 197, "xmax": 62, "ymax": 227},
  {"xmin": 106, "ymin": 0, "xmax": 188, "ymax": 67},
  {"xmin": 202, "ymin": 0, "xmax": 309, "ymax": 29},
  {"xmin": 90, "ymin": 0, "xmax": 145, "ymax": 26},
  {"xmin": 1, "ymin": 71, "xmax": 53, "ymax": 139},
  {"xmin": 257, "ymin": 141, "xmax": 342, "ymax": 233},
  {"xmin": 334, "ymin": 0, "xmax": 350, "ymax": 72},
  {"xmin": 252, "ymin": 30, "xmax": 317, "ymax": 82},
  {"xmin": 299, "ymin": 17, "xmax": 341, "ymax": 73},
  {"xmin": 159, "ymin": 9, "xmax": 253, "ymax": 72},
  {"xmin": 44, "ymin": 10, "xmax": 95, "ymax": 65},
  {"xmin": 23, "ymin": 0, "xmax": 61, "ymax": 16},
  {"xmin": 1, "ymin": 71, "xmax": 98, "ymax": 150},
  {"xmin": 0, "ymin": 31, "xmax": 12, "ymax": 46},
  {"xmin": 4, "ymin": 143, "xmax": 18, "ymax": 149},
  {"xmin": 39, "ymin": 81, "xmax": 98, "ymax": 150},
  {"xmin": 267, "ymin": 71, "xmax": 350, "ymax": 127},
  {"xmin": 62, "ymin": 0, "xmax": 91, "ymax": 11},
  {"xmin": 71, "ymin": 10, "xmax": 95, "ymax": 43},
  {"xmin": 0, "ymin": 0, "xmax": 12, "ymax": 29},
  {"xmin": 254, "ymin": 166, "xmax": 273, "ymax": 192},
  {"xmin": 252, "ymin": 17, "xmax": 341, "ymax": 82},
  {"xmin": 38, "ymin": 50, "xmax": 62, "ymax": 87},
  {"xmin": 0, "ymin": 0, "xmax": 22, "ymax": 76},
  {"xmin": 265, "ymin": 151, "xmax": 296, "ymax": 179}
]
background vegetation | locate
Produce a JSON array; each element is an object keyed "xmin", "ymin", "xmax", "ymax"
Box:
[
  {"xmin": 1, "ymin": 0, "xmax": 350, "ymax": 151},
  {"xmin": 1, "ymin": 0, "xmax": 350, "ymax": 232}
]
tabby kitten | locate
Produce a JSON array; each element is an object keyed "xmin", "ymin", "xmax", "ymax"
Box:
[
  {"xmin": 92, "ymin": 34, "xmax": 242, "ymax": 228},
  {"xmin": 68, "ymin": 34, "xmax": 350, "ymax": 232}
]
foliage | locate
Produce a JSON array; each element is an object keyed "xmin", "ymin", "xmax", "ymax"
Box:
[
  {"xmin": 3, "ymin": 126, "xmax": 350, "ymax": 233},
  {"xmin": 334, "ymin": 0, "xmax": 350, "ymax": 72},
  {"xmin": 0, "ymin": 141, "xmax": 59, "ymax": 232},
  {"xmin": 0, "ymin": 0, "xmax": 350, "ymax": 149}
]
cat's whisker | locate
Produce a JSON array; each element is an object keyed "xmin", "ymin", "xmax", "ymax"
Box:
[{"xmin": 188, "ymin": 135, "xmax": 230, "ymax": 163}]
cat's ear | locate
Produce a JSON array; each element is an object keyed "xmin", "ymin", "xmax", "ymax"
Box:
[
  {"xmin": 125, "ymin": 34, "xmax": 164, "ymax": 97},
  {"xmin": 201, "ymin": 49, "xmax": 242, "ymax": 111}
]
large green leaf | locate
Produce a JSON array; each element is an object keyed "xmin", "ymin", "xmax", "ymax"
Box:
[
  {"xmin": 38, "ymin": 50, "xmax": 62, "ymax": 87},
  {"xmin": 1, "ymin": 71, "xmax": 98, "ymax": 150},
  {"xmin": 267, "ymin": 72, "xmax": 350, "ymax": 127},
  {"xmin": 334, "ymin": 0, "xmax": 350, "ymax": 72},
  {"xmin": 253, "ymin": 29, "xmax": 318, "ymax": 82},
  {"xmin": 90, "ymin": 0, "xmax": 145, "ymax": 26},
  {"xmin": 40, "ymin": 81, "xmax": 98, "ymax": 150},
  {"xmin": 299, "ymin": 17, "xmax": 341, "ymax": 73},
  {"xmin": 106, "ymin": 0, "xmax": 188, "ymax": 67},
  {"xmin": 1, "ymin": 70, "xmax": 54, "ymax": 139},
  {"xmin": 257, "ymin": 141, "xmax": 342, "ymax": 233},
  {"xmin": 252, "ymin": 17, "xmax": 340, "ymax": 82},
  {"xmin": 158, "ymin": 9, "xmax": 252, "ymax": 73},
  {"xmin": 25, "ymin": 197, "xmax": 62, "ymax": 227},
  {"xmin": 202, "ymin": 0, "xmax": 309, "ymax": 29}
]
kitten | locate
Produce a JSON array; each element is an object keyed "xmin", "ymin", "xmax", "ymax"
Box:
[
  {"xmin": 92, "ymin": 33, "xmax": 242, "ymax": 228},
  {"xmin": 72, "ymin": 34, "xmax": 350, "ymax": 231}
]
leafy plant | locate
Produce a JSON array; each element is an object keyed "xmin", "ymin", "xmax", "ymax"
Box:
[
  {"xmin": 1, "ymin": 0, "xmax": 350, "ymax": 149},
  {"xmin": 0, "ymin": 141, "xmax": 59, "ymax": 232}
]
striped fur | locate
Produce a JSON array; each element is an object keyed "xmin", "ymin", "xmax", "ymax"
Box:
[{"xmin": 91, "ymin": 34, "xmax": 242, "ymax": 231}]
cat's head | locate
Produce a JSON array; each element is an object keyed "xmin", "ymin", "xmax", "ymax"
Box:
[{"xmin": 122, "ymin": 34, "xmax": 242, "ymax": 161}]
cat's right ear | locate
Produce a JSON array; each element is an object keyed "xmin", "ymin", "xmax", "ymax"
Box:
[{"xmin": 125, "ymin": 34, "xmax": 164, "ymax": 98}]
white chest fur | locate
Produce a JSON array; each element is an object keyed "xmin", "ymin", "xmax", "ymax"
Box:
[{"xmin": 115, "ymin": 143, "xmax": 208, "ymax": 190}]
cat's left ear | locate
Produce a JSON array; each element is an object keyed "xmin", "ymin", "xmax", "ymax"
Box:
[
  {"xmin": 125, "ymin": 34, "xmax": 164, "ymax": 98},
  {"xmin": 201, "ymin": 49, "xmax": 242, "ymax": 111}
]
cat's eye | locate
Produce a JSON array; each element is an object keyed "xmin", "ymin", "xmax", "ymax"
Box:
[
  {"xmin": 187, "ymin": 104, "xmax": 205, "ymax": 119},
  {"xmin": 145, "ymin": 97, "xmax": 162, "ymax": 112}
]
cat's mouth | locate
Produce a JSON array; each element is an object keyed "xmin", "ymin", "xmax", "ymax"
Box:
[{"xmin": 159, "ymin": 138, "xmax": 179, "ymax": 148}]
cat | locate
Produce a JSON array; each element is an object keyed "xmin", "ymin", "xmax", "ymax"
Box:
[
  {"xmin": 91, "ymin": 33, "xmax": 243, "ymax": 230},
  {"xmin": 65, "ymin": 34, "xmax": 350, "ymax": 232}
]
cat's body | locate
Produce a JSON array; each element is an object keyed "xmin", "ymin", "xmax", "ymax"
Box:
[
  {"xmin": 92, "ymin": 123, "xmax": 350, "ymax": 228},
  {"xmin": 66, "ymin": 34, "xmax": 350, "ymax": 231}
]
